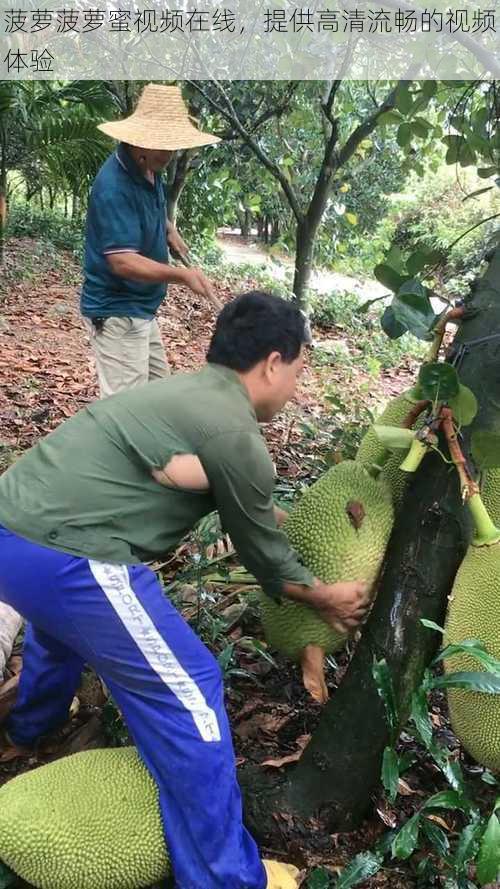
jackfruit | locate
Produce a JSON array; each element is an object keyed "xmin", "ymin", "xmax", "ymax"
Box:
[
  {"xmin": 481, "ymin": 467, "xmax": 500, "ymax": 525},
  {"xmin": 444, "ymin": 541, "xmax": 500, "ymax": 772},
  {"xmin": 259, "ymin": 461, "xmax": 394, "ymax": 663},
  {"xmin": 0, "ymin": 746, "xmax": 170, "ymax": 889},
  {"xmin": 356, "ymin": 389, "xmax": 424, "ymax": 506}
]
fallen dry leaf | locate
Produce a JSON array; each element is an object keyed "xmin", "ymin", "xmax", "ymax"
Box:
[{"xmin": 261, "ymin": 734, "xmax": 311, "ymax": 768}]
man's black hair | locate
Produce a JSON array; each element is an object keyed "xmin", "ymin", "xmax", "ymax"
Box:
[{"xmin": 206, "ymin": 291, "xmax": 309, "ymax": 372}]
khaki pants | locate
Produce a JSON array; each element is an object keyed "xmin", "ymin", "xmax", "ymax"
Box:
[{"xmin": 83, "ymin": 316, "xmax": 170, "ymax": 399}]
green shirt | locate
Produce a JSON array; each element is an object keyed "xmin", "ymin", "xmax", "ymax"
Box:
[{"xmin": 0, "ymin": 364, "xmax": 314, "ymax": 601}]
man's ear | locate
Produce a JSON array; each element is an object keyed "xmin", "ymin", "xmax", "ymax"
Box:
[{"xmin": 263, "ymin": 351, "xmax": 282, "ymax": 381}]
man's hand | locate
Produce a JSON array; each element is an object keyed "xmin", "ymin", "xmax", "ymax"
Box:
[
  {"xmin": 178, "ymin": 267, "xmax": 222, "ymax": 311},
  {"xmin": 284, "ymin": 578, "xmax": 371, "ymax": 635},
  {"xmin": 167, "ymin": 224, "xmax": 189, "ymax": 258},
  {"xmin": 312, "ymin": 580, "xmax": 371, "ymax": 634}
]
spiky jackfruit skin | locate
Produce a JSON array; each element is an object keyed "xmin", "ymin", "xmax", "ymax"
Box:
[
  {"xmin": 444, "ymin": 543, "xmax": 500, "ymax": 773},
  {"xmin": 0, "ymin": 747, "xmax": 169, "ymax": 889},
  {"xmin": 481, "ymin": 468, "xmax": 500, "ymax": 526},
  {"xmin": 259, "ymin": 461, "xmax": 394, "ymax": 661},
  {"xmin": 356, "ymin": 390, "xmax": 422, "ymax": 507}
]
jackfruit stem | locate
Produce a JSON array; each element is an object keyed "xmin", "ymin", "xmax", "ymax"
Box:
[
  {"xmin": 467, "ymin": 493, "xmax": 500, "ymax": 546},
  {"xmin": 440, "ymin": 407, "xmax": 476, "ymax": 500},
  {"xmin": 399, "ymin": 439, "xmax": 428, "ymax": 473},
  {"xmin": 425, "ymin": 306, "xmax": 465, "ymax": 363}
]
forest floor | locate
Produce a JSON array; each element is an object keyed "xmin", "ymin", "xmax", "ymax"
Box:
[{"xmin": 0, "ymin": 239, "xmax": 494, "ymax": 889}]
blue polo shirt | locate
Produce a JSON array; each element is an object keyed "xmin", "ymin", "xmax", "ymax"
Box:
[{"xmin": 81, "ymin": 143, "xmax": 169, "ymax": 319}]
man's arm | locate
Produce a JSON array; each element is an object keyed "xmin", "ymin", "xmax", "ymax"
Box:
[
  {"xmin": 106, "ymin": 252, "xmax": 221, "ymax": 309},
  {"xmin": 199, "ymin": 432, "xmax": 370, "ymax": 633},
  {"xmin": 166, "ymin": 220, "xmax": 189, "ymax": 258}
]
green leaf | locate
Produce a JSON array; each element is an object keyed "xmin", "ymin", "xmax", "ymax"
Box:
[
  {"xmin": 482, "ymin": 771, "xmax": 498, "ymax": 786},
  {"xmin": 476, "ymin": 806, "xmax": 500, "ymax": 885},
  {"xmin": 217, "ymin": 643, "xmax": 234, "ymax": 672},
  {"xmin": 427, "ymin": 671, "xmax": 500, "ymax": 694},
  {"xmin": 411, "ymin": 118, "xmax": 433, "ymax": 139},
  {"xmin": 477, "ymin": 166, "xmax": 498, "ymax": 179},
  {"xmin": 381, "ymin": 306, "xmax": 407, "ymax": 340},
  {"xmin": 410, "ymin": 687, "xmax": 434, "ymax": 749},
  {"xmin": 421, "ymin": 619, "xmax": 445, "ymax": 633},
  {"xmin": 385, "ymin": 246, "xmax": 406, "ymax": 274},
  {"xmin": 406, "ymin": 251, "xmax": 431, "ymax": 275},
  {"xmin": 372, "ymin": 658, "xmax": 399, "ymax": 736},
  {"xmin": 374, "ymin": 263, "xmax": 406, "ymax": 292},
  {"xmin": 435, "ymin": 640, "xmax": 500, "ymax": 675},
  {"xmin": 421, "ymin": 817, "xmax": 450, "ymax": 858},
  {"xmin": 382, "ymin": 746, "xmax": 400, "ymax": 803},
  {"xmin": 471, "ymin": 432, "xmax": 500, "ymax": 470},
  {"xmin": 458, "ymin": 143, "xmax": 477, "ymax": 168},
  {"xmin": 392, "ymin": 813, "xmax": 421, "ymax": 859},
  {"xmin": 392, "ymin": 281, "xmax": 437, "ymax": 341},
  {"xmin": 463, "ymin": 186, "xmax": 494, "ymax": 202},
  {"xmin": 373, "ymin": 426, "xmax": 415, "ymax": 450},
  {"xmin": 334, "ymin": 851, "xmax": 383, "ymax": 888},
  {"xmin": 448, "ymin": 385, "xmax": 478, "ymax": 427},
  {"xmin": 378, "ymin": 110, "xmax": 404, "ymax": 126},
  {"xmin": 424, "ymin": 790, "xmax": 468, "ymax": 811},
  {"xmin": 397, "ymin": 123, "xmax": 413, "ymax": 148},
  {"xmin": 0, "ymin": 863, "xmax": 16, "ymax": 889},
  {"xmin": 453, "ymin": 818, "xmax": 483, "ymax": 873},
  {"xmin": 345, "ymin": 212, "xmax": 358, "ymax": 225},
  {"xmin": 422, "ymin": 81, "xmax": 437, "ymax": 98},
  {"xmin": 418, "ymin": 362, "xmax": 460, "ymax": 401},
  {"xmin": 395, "ymin": 84, "xmax": 414, "ymax": 115},
  {"xmin": 307, "ymin": 866, "xmax": 332, "ymax": 888}
]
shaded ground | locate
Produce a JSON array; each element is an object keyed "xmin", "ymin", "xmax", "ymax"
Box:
[{"xmin": 0, "ymin": 239, "xmax": 479, "ymax": 889}]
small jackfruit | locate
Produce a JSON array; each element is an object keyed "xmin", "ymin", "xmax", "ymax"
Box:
[
  {"xmin": 356, "ymin": 389, "xmax": 424, "ymax": 506},
  {"xmin": 0, "ymin": 747, "xmax": 169, "ymax": 889},
  {"xmin": 444, "ymin": 541, "xmax": 500, "ymax": 773},
  {"xmin": 259, "ymin": 461, "xmax": 394, "ymax": 662}
]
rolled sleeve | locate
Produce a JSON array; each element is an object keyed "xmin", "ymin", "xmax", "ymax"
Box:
[
  {"xmin": 93, "ymin": 188, "xmax": 142, "ymax": 255},
  {"xmin": 198, "ymin": 431, "xmax": 315, "ymax": 601}
]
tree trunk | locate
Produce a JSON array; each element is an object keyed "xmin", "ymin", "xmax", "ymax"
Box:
[
  {"xmin": 72, "ymin": 191, "xmax": 79, "ymax": 221},
  {"xmin": 241, "ymin": 247, "xmax": 500, "ymax": 842},
  {"xmin": 270, "ymin": 218, "xmax": 280, "ymax": 245},
  {"xmin": 292, "ymin": 219, "xmax": 315, "ymax": 306},
  {"xmin": 167, "ymin": 150, "xmax": 191, "ymax": 224}
]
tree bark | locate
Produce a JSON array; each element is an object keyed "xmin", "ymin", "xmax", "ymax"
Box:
[
  {"xmin": 292, "ymin": 218, "xmax": 315, "ymax": 305},
  {"xmin": 241, "ymin": 247, "xmax": 500, "ymax": 841},
  {"xmin": 167, "ymin": 151, "xmax": 192, "ymax": 224}
]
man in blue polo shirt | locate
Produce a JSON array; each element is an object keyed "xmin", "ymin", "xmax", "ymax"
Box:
[{"xmin": 81, "ymin": 83, "xmax": 221, "ymax": 397}]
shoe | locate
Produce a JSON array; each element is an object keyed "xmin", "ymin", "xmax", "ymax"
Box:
[{"xmin": 262, "ymin": 859, "xmax": 300, "ymax": 888}]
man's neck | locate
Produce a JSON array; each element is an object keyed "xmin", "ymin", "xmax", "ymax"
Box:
[{"xmin": 126, "ymin": 145, "xmax": 154, "ymax": 183}]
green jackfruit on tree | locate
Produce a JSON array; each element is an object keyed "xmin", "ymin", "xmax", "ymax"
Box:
[
  {"xmin": 356, "ymin": 388, "xmax": 424, "ymax": 506},
  {"xmin": 444, "ymin": 494, "xmax": 500, "ymax": 773},
  {"xmin": 0, "ymin": 747, "xmax": 169, "ymax": 889},
  {"xmin": 259, "ymin": 460, "xmax": 394, "ymax": 702}
]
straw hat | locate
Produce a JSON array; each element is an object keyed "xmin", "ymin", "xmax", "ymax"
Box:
[{"xmin": 98, "ymin": 84, "xmax": 221, "ymax": 151}]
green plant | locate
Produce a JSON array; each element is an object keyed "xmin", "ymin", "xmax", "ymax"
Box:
[{"xmin": 326, "ymin": 634, "xmax": 500, "ymax": 889}]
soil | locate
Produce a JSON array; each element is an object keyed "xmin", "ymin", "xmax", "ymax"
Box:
[{"xmin": 0, "ymin": 239, "xmax": 492, "ymax": 889}]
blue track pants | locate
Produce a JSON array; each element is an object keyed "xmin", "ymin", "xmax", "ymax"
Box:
[{"xmin": 0, "ymin": 526, "xmax": 266, "ymax": 889}]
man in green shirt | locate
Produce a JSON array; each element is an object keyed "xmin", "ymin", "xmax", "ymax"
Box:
[{"xmin": 0, "ymin": 291, "xmax": 369, "ymax": 889}]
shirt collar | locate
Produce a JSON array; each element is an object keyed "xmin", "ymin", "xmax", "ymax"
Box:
[
  {"xmin": 205, "ymin": 363, "xmax": 256, "ymax": 417},
  {"xmin": 115, "ymin": 142, "xmax": 155, "ymax": 189}
]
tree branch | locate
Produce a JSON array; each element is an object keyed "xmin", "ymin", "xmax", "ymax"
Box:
[{"xmin": 188, "ymin": 80, "xmax": 304, "ymax": 223}]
